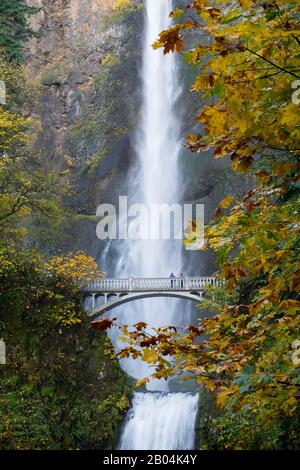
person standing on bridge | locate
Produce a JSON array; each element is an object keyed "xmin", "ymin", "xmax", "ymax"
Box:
[
  {"xmin": 180, "ymin": 273, "xmax": 184, "ymax": 288},
  {"xmin": 169, "ymin": 272, "xmax": 175, "ymax": 288}
]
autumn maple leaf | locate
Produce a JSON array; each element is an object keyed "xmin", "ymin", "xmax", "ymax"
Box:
[{"xmin": 91, "ymin": 317, "xmax": 116, "ymax": 330}]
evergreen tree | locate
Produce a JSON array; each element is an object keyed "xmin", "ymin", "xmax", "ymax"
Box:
[{"xmin": 0, "ymin": 0, "xmax": 40, "ymax": 62}]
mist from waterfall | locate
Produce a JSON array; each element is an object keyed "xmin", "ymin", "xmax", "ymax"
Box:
[{"xmin": 101, "ymin": 0, "xmax": 198, "ymax": 450}]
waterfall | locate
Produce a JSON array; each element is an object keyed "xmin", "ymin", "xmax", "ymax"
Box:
[
  {"xmin": 101, "ymin": 0, "xmax": 199, "ymax": 449},
  {"xmin": 119, "ymin": 393, "xmax": 199, "ymax": 450}
]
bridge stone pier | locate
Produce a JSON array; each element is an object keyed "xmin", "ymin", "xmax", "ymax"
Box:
[{"xmin": 81, "ymin": 277, "xmax": 219, "ymax": 320}]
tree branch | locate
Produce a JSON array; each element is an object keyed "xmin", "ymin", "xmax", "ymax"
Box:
[{"xmin": 240, "ymin": 46, "xmax": 300, "ymax": 79}]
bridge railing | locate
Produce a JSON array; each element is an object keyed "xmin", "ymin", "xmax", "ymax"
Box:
[{"xmin": 82, "ymin": 276, "xmax": 220, "ymax": 292}]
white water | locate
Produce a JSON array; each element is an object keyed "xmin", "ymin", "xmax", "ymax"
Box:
[
  {"xmin": 101, "ymin": 0, "xmax": 199, "ymax": 450},
  {"xmin": 119, "ymin": 393, "xmax": 199, "ymax": 450}
]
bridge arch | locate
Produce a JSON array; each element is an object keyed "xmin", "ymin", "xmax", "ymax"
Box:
[
  {"xmin": 87, "ymin": 290, "xmax": 203, "ymax": 320},
  {"xmin": 81, "ymin": 276, "xmax": 219, "ymax": 319}
]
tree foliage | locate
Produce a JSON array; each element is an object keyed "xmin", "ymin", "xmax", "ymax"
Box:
[
  {"xmin": 0, "ymin": 246, "xmax": 131, "ymax": 449},
  {"xmin": 155, "ymin": 0, "xmax": 300, "ymax": 178},
  {"xmin": 0, "ymin": 0, "xmax": 40, "ymax": 62},
  {"xmin": 0, "ymin": 60, "xmax": 71, "ymax": 239}
]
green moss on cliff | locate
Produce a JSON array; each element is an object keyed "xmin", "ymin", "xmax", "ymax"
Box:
[
  {"xmin": 67, "ymin": 49, "xmax": 135, "ymax": 166},
  {"xmin": 104, "ymin": 0, "xmax": 143, "ymax": 28},
  {"xmin": 42, "ymin": 62, "xmax": 71, "ymax": 86}
]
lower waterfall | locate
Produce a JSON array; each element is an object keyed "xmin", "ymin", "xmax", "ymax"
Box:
[{"xmin": 119, "ymin": 393, "xmax": 199, "ymax": 451}]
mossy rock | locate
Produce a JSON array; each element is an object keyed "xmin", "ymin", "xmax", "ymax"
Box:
[{"xmin": 42, "ymin": 62, "xmax": 70, "ymax": 86}]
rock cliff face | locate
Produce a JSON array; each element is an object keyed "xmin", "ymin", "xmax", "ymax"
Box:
[
  {"xmin": 25, "ymin": 0, "xmax": 143, "ymax": 255},
  {"xmin": 25, "ymin": 0, "xmax": 252, "ymax": 271}
]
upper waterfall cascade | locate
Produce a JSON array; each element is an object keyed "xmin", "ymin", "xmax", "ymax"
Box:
[{"xmin": 100, "ymin": 0, "xmax": 200, "ymax": 450}]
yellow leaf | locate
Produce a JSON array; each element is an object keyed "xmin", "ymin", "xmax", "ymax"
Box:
[
  {"xmin": 239, "ymin": 0, "xmax": 253, "ymax": 10},
  {"xmin": 136, "ymin": 377, "xmax": 149, "ymax": 388},
  {"xmin": 142, "ymin": 349, "xmax": 159, "ymax": 364},
  {"xmin": 280, "ymin": 104, "xmax": 300, "ymax": 127},
  {"xmin": 219, "ymin": 196, "xmax": 234, "ymax": 210}
]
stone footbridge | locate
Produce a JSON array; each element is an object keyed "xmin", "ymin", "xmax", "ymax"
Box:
[{"xmin": 81, "ymin": 276, "xmax": 219, "ymax": 319}]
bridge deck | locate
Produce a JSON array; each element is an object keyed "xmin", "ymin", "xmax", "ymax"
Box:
[{"xmin": 82, "ymin": 276, "xmax": 218, "ymax": 293}]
